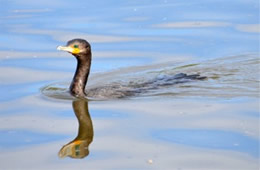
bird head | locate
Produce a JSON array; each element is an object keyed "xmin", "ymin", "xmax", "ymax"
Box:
[{"xmin": 57, "ymin": 39, "xmax": 91, "ymax": 59}]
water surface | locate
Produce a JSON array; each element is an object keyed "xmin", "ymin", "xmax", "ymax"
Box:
[{"xmin": 0, "ymin": 0, "xmax": 259, "ymax": 169}]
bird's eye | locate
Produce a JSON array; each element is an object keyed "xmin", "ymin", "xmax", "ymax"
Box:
[{"xmin": 74, "ymin": 45, "xmax": 79, "ymax": 48}]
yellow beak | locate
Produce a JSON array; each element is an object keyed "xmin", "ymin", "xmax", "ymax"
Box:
[{"xmin": 57, "ymin": 46, "xmax": 80, "ymax": 54}]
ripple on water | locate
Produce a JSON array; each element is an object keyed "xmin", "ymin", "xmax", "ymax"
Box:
[{"xmin": 41, "ymin": 54, "xmax": 259, "ymax": 101}]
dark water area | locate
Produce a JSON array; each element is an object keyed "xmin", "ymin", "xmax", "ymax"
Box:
[{"xmin": 0, "ymin": 0, "xmax": 259, "ymax": 169}]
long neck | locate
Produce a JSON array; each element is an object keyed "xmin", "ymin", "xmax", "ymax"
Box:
[{"xmin": 70, "ymin": 53, "xmax": 91, "ymax": 97}]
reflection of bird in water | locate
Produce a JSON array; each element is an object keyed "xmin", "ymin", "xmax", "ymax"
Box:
[
  {"xmin": 57, "ymin": 39, "xmax": 206, "ymax": 99},
  {"xmin": 58, "ymin": 99, "xmax": 93, "ymax": 159}
]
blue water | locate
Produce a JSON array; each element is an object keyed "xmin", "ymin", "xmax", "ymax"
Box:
[
  {"xmin": 1, "ymin": 0, "xmax": 259, "ymax": 60},
  {"xmin": 153, "ymin": 128, "xmax": 259, "ymax": 157},
  {"xmin": 0, "ymin": 0, "xmax": 259, "ymax": 169},
  {"xmin": 0, "ymin": 130, "xmax": 67, "ymax": 149}
]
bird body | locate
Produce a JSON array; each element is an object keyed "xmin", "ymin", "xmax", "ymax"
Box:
[{"xmin": 57, "ymin": 39, "xmax": 206, "ymax": 99}]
